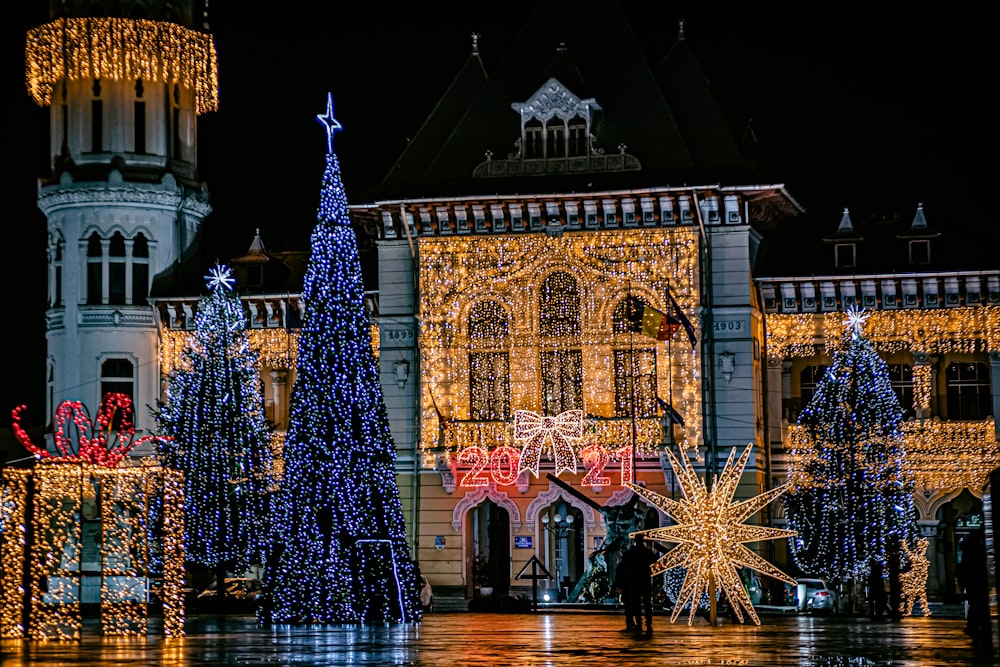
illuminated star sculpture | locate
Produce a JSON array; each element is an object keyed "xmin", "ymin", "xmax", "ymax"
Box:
[
  {"xmin": 317, "ymin": 91, "xmax": 343, "ymax": 154},
  {"xmin": 844, "ymin": 304, "xmax": 870, "ymax": 340},
  {"xmin": 627, "ymin": 442, "xmax": 797, "ymax": 625},
  {"xmin": 204, "ymin": 263, "xmax": 235, "ymax": 292}
]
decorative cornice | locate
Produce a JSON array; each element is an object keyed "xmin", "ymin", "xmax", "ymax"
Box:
[{"xmin": 38, "ymin": 185, "xmax": 211, "ymax": 218}]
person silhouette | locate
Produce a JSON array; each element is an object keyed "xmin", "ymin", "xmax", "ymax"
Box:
[
  {"xmin": 615, "ymin": 533, "xmax": 658, "ymax": 633},
  {"xmin": 957, "ymin": 531, "xmax": 991, "ymax": 649}
]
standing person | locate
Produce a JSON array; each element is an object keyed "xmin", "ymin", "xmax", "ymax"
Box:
[
  {"xmin": 867, "ymin": 557, "xmax": 886, "ymax": 621},
  {"xmin": 886, "ymin": 542, "xmax": 903, "ymax": 622},
  {"xmin": 617, "ymin": 533, "xmax": 659, "ymax": 633},
  {"xmin": 957, "ymin": 531, "xmax": 992, "ymax": 649}
]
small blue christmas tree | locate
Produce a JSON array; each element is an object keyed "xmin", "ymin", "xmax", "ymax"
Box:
[
  {"xmin": 267, "ymin": 94, "xmax": 420, "ymax": 624},
  {"xmin": 784, "ymin": 307, "xmax": 918, "ymax": 581},
  {"xmin": 155, "ymin": 264, "xmax": 276, "ymax": 593}
]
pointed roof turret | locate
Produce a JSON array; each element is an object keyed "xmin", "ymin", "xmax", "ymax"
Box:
[
  {"xmin": 824, "ymin": 207, "xmax": 864, "ymax": 241},
  {"xmin": 897, "ymin": 202, "xmax": 940, "ymax": 239}
]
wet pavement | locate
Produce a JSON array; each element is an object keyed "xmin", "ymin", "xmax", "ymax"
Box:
[{"xmin": 1, "ymin": 610, "xmax": 997, "ymax": 667}]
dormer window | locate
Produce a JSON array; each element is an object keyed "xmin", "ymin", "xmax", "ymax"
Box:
[
  {"xmin": 511, "ymin": 78, "xmax": 600, "ymax": 161},
  {"xmin": 909, "ymin": 239, "xmax": 930, "ymax": 265},
  {"xmin": 834, "ymin": 243, "xmax": 856, "ymax": 269}
]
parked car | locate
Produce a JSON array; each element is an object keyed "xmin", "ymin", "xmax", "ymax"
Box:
[
  {"xmin": 193, "ymin": 577, "xmax": 263, "ymax": 611},
  {"xmin": 796, "ymin": 578, "xmax": 837, "ymax": 614},
  {"xmin": 419, "ymin": 575, "xmax": 433, "ymax": 612}
]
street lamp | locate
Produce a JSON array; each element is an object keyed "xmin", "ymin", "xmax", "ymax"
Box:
[
  {"xmin": 541, "ymin": 512, "xmax": 574, "ymax": 536},
  {"xmin": 393, "ymin": 358, "xmax": 410, "ymax": 389}
]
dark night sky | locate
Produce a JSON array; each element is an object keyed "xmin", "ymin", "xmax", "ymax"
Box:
[{"xmin": 2, "ymin": 2, "xmax": 994, "ymax": 429}]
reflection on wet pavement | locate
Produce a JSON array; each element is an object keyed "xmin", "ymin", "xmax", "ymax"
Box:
[{"xmin": 1, "ymin": 611, "xmax": 997, "ymax": 666}]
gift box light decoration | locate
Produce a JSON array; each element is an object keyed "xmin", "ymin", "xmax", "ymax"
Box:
[
  {"xmin": 1, "ymin": 395, "xmax": 184, "ymax": 639},
  {"xmin": 417, "ymin": 228, "xmax": 702, "ymax": 475}
]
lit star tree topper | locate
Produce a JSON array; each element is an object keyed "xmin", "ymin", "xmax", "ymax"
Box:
[{"xmin": 628, "ymin": 442, "xmax": 797, "ymax": 626}]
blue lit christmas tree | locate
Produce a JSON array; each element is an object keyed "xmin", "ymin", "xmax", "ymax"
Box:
[
  {"xmin": 784, "ymin": 307, "xmax": 918, "ymax": 582},
  {"xmin": 155, "ymin": 264, "xmax": 276, "ymax": 593},
  {"xmin": 267, "ymin": 94, "xmax": 420, "ymax": 624}
]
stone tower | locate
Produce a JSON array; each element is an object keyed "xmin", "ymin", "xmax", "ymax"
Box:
[{"xmin": 26, "ymin": 0, "xmax": 217, "ymax": 438}]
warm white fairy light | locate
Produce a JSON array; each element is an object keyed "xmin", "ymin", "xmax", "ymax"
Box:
[
  {"xmin": 26, "ymin": 18, "xmax": 219, "ymax": 115},
  {"xmin": 417, "ymin": 228, "xmax": 702, "ymax": 463},
  {"xmin": 628, "ymin": 443, "xmax": 797, "ymax": 626},
  {"xmin": 900, "ymin": 537, "xmax": 931, "ymax": 617}
]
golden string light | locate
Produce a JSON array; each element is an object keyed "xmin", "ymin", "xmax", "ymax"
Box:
[
  {"xmin": 25, "ymin": 18, "xmax": 219, "ymax": 115},
  {"xmin": 766, "ymin": 307, "xmax": 1000, "ymax": 358},
  {"xmin": 0, "ymin": 463, "xmax": 185, "ymax": 639},
  {"xmin": 628, "ymin": 443, "xmax": 797, "ymax": 626},
  {"xmin": 161, "ymin": 328, "xmax": 298, "ymax": 375},
  {"xmin": 417, "ymin": 229, "xmax": 702, "ymax": 462},
  {"xmin": 786, "ymin": 419, "xmax": 1000, "ymax": 491}
]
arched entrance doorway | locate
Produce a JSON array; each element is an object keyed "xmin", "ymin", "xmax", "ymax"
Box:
[
  {"xmin": 467, "ymin": 500, "xmax": 511, "ymax": 598},
  {"xmin": 937, "ymin": 489, "xmax": 984, "ymax": 603},
  {"xmin": 538, "ymin": 501, "xmax": 585, "ymax": 601}
]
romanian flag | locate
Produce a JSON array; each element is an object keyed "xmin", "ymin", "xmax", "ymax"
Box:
[
  {"xmin": 625, "ymin": 294, "xmax": 697, "ymax": 348},
  {"xmin": 640, "ymin": 305, "xmax": 680, "ymax": 341}
]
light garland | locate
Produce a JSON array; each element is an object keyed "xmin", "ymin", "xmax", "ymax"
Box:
[
  {"xmin": 900, "ymin": 537, "xmax": 931, "ymax": 617},
  {"xmin": 25, "ymin": 18, "xmax": 219, "ymax": 115},
  {"xmin": 418, "ymin": 228, "xmax": 702, "ymax": 462},
  {"xmin": 628, "ymin": 443, "xmax": 797, "ymax": 625},
  {"xmin": 789, "ymin": 418, "xmax": 1000, "ymax": 491},
  {"xmin": 766, "ymin": 307, "xmax": 1000, "ymax": 358}
]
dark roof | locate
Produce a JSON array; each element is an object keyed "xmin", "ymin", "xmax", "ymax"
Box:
[{"xmin": 359, "ymin": 0, "xmax": 760, "ymax": 203}]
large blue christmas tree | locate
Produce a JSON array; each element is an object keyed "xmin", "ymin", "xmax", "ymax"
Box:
[
  {"xmin": 155, "ymin": 264, "xmax": 276, "ymax": 592},
  {"xmin": 784, "ymin": 307, "xmax": 918, "ymax": 582},
  {"xmin": 267, "ymin": 94, "xmax": 420, "ymax": 624}
]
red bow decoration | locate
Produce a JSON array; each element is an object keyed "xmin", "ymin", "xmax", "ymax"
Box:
[
  {"xmin": 514, "ymin": 409, "xmax": 583, "ymax": 477},
  {"xmin": 11, "ymin": 393, "xmax": 171, "ymax": 468}
]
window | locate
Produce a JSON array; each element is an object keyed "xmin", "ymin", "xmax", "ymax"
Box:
[
  {"xmin": 834, "ymin": 243, "xmax": 856, "ymax": 269},
  {"xmin": 132, "ymin": 233, "xmax": 149, "ymax": 305},
  {"xmin": 799, "ymin": 365, "xmax": 827, "ymax": 415},
  {"xmin": 108, "ymin": 232, "xmax": 126, "ymax": 305},
  {"xmin": 525, "ymin": 119, "xmax": 543, "ymax": 159},
  {"xmin": 134, "ymin": 100, "xmax": 146, "ymax": 154},
  {"xmin": 172, "ymin": 84, "xmax": 182, "ymax": 159},
  {"xmin": 546, "ymin": 119, "xmax": 565, "ymax": 158},
  {"xmin": 539, "ymin": 272, "xmax": 581, "ymax": 337},
  {"xmin": 90, "ymin": 79, "xmax": 102, "ymax": 152},
  {"xmin": 541, "ymin": 350, "xmax": 583, "ymax": 415},
  {"xmin": 469, "ymin": 301, "xmax": 510, "ymax": 420},
  {"xmin": 539, "ymin": 273, "xmax": 582, "ymax": 414},
  {"xmin": 101, "ymin": 358, "xmax": 135, "ymax": 431},
  {"xmin": 946, "ymin": 362, "xmax": 992, "ymax": 420},
  {"xmin": 909, "ymin": 240, "xmax": 930, "ymax": 266},
  {"xmin": 50, "ymin": 236, "xmax": 63, "ymax": 307},
  {"xmin": 888, "ymin": 364, "xmax": 914, "ymax": 420},
  {"xmin": 567, "ymin": 116, "xmax": 587, "ymax": 157},
  {"xmin": 86, "ymin": 232, "xmax": 103, "ymax": 304},
  {"xmin": 613, "ymin": 349, "xmax": 657, "ymax": 418}
]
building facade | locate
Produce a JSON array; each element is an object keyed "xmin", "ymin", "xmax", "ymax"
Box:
[{"xmin": 25, "ymin": 0, "xmax": 998, "ymax": 609}]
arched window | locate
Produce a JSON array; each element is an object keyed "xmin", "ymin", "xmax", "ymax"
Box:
[
  {"xmin": 612, "ymin": 298, "xmax": 657, "ymax": 418},
  {"xmin": 525, "ymin": 119, "xmax": 543, "ymax": 159},
  {"xmin": 108, "ymin": 231, "xmax": 126, "ymax": 305},
  {"xmin": 567, "ymin": 116, "xmax": 587, "ymax": 157},
  {"xmin": 86, "ymin": 232, "xmax": 103, "ymax": 304},
  {"xmin": 101, "ymin": 357, "xmax": 135, "ymax": 430},
  {"xmin": 539, "ymin": 272, "xmax": 580, "ymax": 337},
  {"xmin": 49, "ymin": 235, "xmax": 63, "ymax": 307},
  {"xmin": 132, "ymin": 233, "xmax": 149, "ymax": 305},
  {"xmin": 469, "ymin": 301, "xmax": 511, "ymax": 420},
  {"xmin": 546, "ymin": 119, "xmax": 565, "ymax": 158},
  {"xmin": 539, "ymin": 272, "xmax": 582, "ymax": 415},
  {"xmin": 946, "ymin": 362, "xmax": 992, "ymax": 420}
]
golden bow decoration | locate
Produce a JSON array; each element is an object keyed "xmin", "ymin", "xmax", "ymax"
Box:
[{"xmin": 514, "ymin": 409, "xmax": 583, "ymax": 477}]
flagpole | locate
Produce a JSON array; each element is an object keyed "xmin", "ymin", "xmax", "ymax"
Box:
[{"xmin": 628, "ymin": 278, "xmax": 637, "ymax": 485}]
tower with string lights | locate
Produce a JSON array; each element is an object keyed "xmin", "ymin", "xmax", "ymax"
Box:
[{"xmin": 25, "ymin": 0, "xmax": 217, "ymax": 439}]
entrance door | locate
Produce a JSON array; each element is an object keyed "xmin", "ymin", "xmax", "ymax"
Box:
[{"xmin": 468, "ymin": 500, "xmax": 511, "ymax": 597}]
